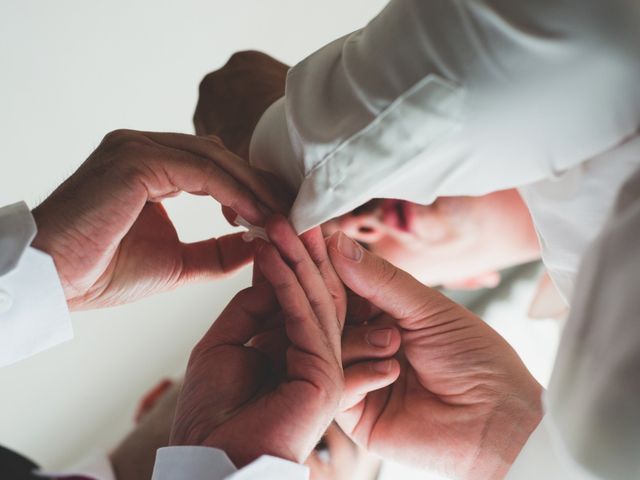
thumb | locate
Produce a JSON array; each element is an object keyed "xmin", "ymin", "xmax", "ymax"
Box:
[
  {"xmin": 180, "ymin": 233, "xmax": 256, "ymax": 283},
  {"xmin": 327, "ymin": 232, "xmax": 447, "ymax": 330}
]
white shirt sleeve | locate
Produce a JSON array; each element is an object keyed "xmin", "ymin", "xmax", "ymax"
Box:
[
  {"xmin": 0, "ymin": 202, "xmax": 72, "ymax": 367},
  {"xmin": 508, "ymin": 167, "xmax": 640, "ymax": 479},
  {"xmin": 151, "ymin": 447, "xmax": 308, "ymax": 480},
  {"xmin": 250, "ymin": 0, "xmax": 640, "ymax": 233}
]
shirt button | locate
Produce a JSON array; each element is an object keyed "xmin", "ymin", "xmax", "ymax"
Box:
[{"xmin": 0, "ymin": 290, "xmax": 13, "ymax": 314}]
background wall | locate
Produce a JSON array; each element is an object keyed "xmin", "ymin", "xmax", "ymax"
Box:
[{"xmin": 0, "ymin": 1, "xmax": 559, "ymax": 476}]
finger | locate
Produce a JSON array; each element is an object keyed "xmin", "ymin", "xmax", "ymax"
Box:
[
  {"xmin": 341, "ymin": 359, "xmax": 400, "ymax": 412},
  {"xmin": 250, "ymin": 239, "xmax": 269, "ymax": 285},
  {"xmin": 346, "ymin": 291, "xmax": 383, "ymax": 325},
  {"xmin": 99, "ymin": 130, "xmax": 269, "ymax": 226},
  {"xmin": 141, "ymin": 131, "xmax": 293, "ymax": 216},
  {"xmin": 266, "ymin": 216, "xmax": 341, "ymax": 342},
  {"xmin": 301, "ymin": 228, "xmax": 347, "ymax": 326},
  {"xmin": 222, "ymin": 205, "xmax": 239, "ymax": 226},
  {"xmin": 206, "ymin": 282, "xmax": 280, "ymax": 346},
  {"xmin": 252, "ymin": 261, "xmax": 267, "ymax": 286},
  {"xmin": 328, "ymin": 231, "xmax": 449, "ymax": 331},
  {"xmin": 255, "ymin": 243, "xmax": 334, "ymax": 362},
  {"xmin": 336, "ymin": 383, "xmax": 394, "ymax": 443},
  {"xmin": 342, "ymin": 325, "xmax": 401, "ymax": 366},
  {"xmin": 180, "ymin": 233, "xmax": 256, "ymax": 283}
]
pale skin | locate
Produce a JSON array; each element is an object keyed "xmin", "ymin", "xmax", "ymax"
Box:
[{"xmin": 31, "ymin": 129, "xmax": 292, "ymax": 310}]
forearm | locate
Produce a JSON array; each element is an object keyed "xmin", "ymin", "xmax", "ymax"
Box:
[{"xmin": 475, "ymin": 388, "xmax": 544, "ymax": 479}]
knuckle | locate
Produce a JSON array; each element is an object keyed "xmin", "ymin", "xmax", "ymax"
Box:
[
  {"xmin": 232, "ymin": 286, "xmax": 254, "ymax": 305},
  {"xmin": 101, "ymin": 129, "xmax": 150, "ymax": 160},
  {"xmin": 377, "ymin": 258, "xmax": 399, "ymax": 290},
  {"xmin": 198, "ymin": 71, "xmax": 220, "ymax": 93},
  {"xmin": 102, "ymin": 129, "xmax": 138, "ymax": 147},
  {"xmin": 227, "ymin": 50, "xmax": 260, "ymax": 66},
  {"xmin": 189, "ymin": 339, "xmax": 208, "ymax": 363}
]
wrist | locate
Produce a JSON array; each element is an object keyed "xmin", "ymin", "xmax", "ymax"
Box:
[
  {"xmin": 472, "ymin": 385, "xmax": 544, "ymax": 479},
  {"xmin": 30, "ymin": 203, "xmax": 90, "ymax": 308},
  {"xmin": 31, "ymin": 205, "xmax": 71, "ymax": 292}
]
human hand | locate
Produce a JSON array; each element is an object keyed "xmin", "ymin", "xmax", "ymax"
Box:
[
  {"xmin": 193, "ymin": 51, "xmax": 288, "ymax": 159},
  {"xmin": 327, "ymin": 232, "xmax": 544, "ymax": 479},
  {"xmin": 170, "ymin": 216, "xmax": 401, "ymax": 467},
  {"xmin": 170, "ymin": 216, "xmax": 346, "ymax": 466},
  {"xmin": 31, "ymin": 130, "xmax": 290, "ymax": 310}
]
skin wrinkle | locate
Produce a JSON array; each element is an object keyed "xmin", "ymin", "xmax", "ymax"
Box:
[
  {"xmin": 75, "ymin": 247, "xmax": 123, "ymax": 308},
  {"xmin": 286, "ymin": 344, "xmax": 340, "ymax": 392},
  {"xmin": 359, "ymin": 380, "xmax": 393, "ymax": 452}
]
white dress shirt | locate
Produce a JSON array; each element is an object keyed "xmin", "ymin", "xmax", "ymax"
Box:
[
  {"xmin": 250, "ymin": 0, "xmax": 640, "ymax": 303},
  {"xmin": 0, "ymin": 202, "xmax": 72, "ymax": 367},
  {"xmin": 508, "ymin": 167, "xmax": 640, "ymax": 479}
]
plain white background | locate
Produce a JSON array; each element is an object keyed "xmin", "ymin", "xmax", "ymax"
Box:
[{"xmin": 0, "ymin": 1, "xmax": 559, "ymax": 476}]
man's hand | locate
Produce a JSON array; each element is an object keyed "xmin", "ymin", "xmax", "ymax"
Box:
[
  {"xmin": 31, "ymin": 129, "xmax": 290, "ymax": 310},
  {"xmin": 194, "ymin": 51, "xmax": 288, "ymax": 159},
  {"xmin": 170, "ymin": 217, "xmax": 343, "ymax": 466},
  {"xmin": 170, "ymin": 217, "xmax": 400, "ymax": 467},
  {"xmin": 326, "ymin": 232, "xmax": 544, "ymax": 480}
]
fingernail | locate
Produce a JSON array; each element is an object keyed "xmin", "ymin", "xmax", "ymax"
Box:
[
  {"xmin": 367, "ymin": 328, "xmax": 392, "ymax": 348},
  {"xmin": 372, "ymin": 359, "xmax": 392, "ymax": 374},
  {"xmin": 337, "ymin": 232, "xmax": 363, "ymax": 262}
]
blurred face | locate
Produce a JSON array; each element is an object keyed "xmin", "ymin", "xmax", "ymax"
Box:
[
  {"xmin": 323, "ymin": 190, "xmax": 540, "ymax": 289},
  {"xmin": 306, "ymin": 423, "xmax": 381, "ymax": 480}
]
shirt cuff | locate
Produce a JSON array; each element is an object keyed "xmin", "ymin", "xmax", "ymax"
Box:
[
  {"xmin": 152, "ymin": 446, "xmax": 308, "ymax": 480},
  {"xmin": 249, "ymin": 97, "xmax": 304, "ymax": 193},
  {"xmin": 0, "ymin": 203, "xmax": 72, "ymax": 367}
]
